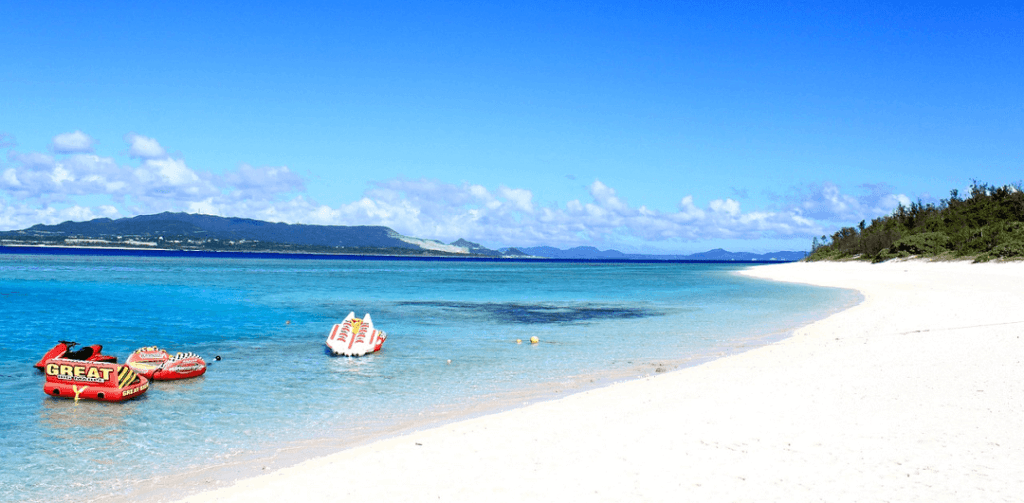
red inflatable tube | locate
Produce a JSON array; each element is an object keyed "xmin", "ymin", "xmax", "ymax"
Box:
[
  {"xmin": 42, "ymin": 358, "xmax": 149, "ymax": 402},
  {"xmin": 126, "ymin": 347, "xmax": 207, "ymax": 380}
]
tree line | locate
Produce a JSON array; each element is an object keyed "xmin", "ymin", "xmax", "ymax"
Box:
[{"xmin": 808, "ymin": 181, "xmax": 1024, "ymax": 262}]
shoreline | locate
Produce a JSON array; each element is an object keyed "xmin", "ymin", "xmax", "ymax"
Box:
[
  {"xmin": 165, "ymin": 259, "xmax": 1024, "ymax": 502},
  {"xmin": 106, "ymin": 264, "xmax": 851, "ymax": 503}
]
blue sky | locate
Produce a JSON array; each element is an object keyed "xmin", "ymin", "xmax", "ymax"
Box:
[{"xmin": 1, "ymin": 1, "xmax": 1020, "ymax": 253}]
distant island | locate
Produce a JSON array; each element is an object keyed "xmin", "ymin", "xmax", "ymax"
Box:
[
  {"xmin": 0, "ymin": 212, "xmax": 805, "ymax": 262},
  {"xmin": 809, "ymin": 181, "xmax": 1024, "ymax": 262}
]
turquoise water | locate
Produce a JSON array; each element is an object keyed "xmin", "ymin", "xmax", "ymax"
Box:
[{"xmin": 0, "ymin": 254, "xmax": 857, "ymax": 502}]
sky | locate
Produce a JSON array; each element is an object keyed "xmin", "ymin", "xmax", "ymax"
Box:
[{"xmin": 1, "ymin": 1, "xmax": 1020, "ymax": 253}]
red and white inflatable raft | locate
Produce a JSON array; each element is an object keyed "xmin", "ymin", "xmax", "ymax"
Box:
[
  {"xmin": 125, "ymin": 347, "xmax": 207, "ymax": 380},
  {"xmin": 43, "ymin": 358, "xmax": 149, "ymax": 402},
  {"xmin": 326, "ymin": 312, "xmax": 387, "ymax": 356}
]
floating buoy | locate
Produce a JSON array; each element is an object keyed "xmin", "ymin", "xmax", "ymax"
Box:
[
  {"xmin": 516, "ymin": 339, "xmax": 522, "ymax": 344},
  {"xmin": 530, "ymin": 336, "xmax": 539, "ymax": 344},
  {"xmin": 446, "ymin": 359, "xmax": 452, "ymax": 365}
]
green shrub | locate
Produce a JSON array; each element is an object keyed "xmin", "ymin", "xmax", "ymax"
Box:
[
  {"xmin": 975, "ymin": 222, "xmax": 1024, "ymax": 261},
  {"xmin": 808, "ymin": 181, "xmax": 1024, "ymax": 262},
  {"xmin": 886, "ymin": 232, "xmax": 950, "ymax": 256}
]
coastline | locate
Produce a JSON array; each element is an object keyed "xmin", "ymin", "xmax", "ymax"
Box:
[
  {"xmin": 169, "ymin": 260, "xmax": 1024, "ymax": 502},
  {"xmin": 0, "ymin": 244, "xmax": 795, "ymax": 264}
]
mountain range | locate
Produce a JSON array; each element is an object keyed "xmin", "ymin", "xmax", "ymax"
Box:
[{"xmin": 0, "ymin": 212, "xmax": 806, "ymax": 261}]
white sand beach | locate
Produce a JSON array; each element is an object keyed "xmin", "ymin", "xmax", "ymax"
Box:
[{"xmin": 173, "ymin": 260, "xmax": 1024, "ymax": 502}]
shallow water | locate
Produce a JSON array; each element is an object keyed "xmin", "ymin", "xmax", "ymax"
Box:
[{"xmin": 0, "ymin": 254, "xmax": 857, "ymax": 502}]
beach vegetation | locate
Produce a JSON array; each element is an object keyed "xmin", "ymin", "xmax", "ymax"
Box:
[{"xmin": 807, "ymin": 181, "xmax": 1024, "ymax": 262}]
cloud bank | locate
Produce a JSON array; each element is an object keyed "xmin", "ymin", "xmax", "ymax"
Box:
[{"xmin": 1, "ymin": 131, "xmax": 910, "ymax": 250}]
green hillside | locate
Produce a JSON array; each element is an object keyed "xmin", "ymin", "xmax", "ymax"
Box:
[{"xmin": 808, "ymin": 182, "xmax": 1024, "ymax": 263}]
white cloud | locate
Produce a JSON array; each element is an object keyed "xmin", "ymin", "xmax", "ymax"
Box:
[
  {"xmin": 306, "ymin": 178, "xmax": 825, "ymax": 248},
  {"xmin": 2, "ymin": 142, "xmax": 228, "ymax": 213},
  {"xmin": 8, "ymin": 151, "xmax": 55, "ymax": 171},
  {"xmin": 588, "ymin": 180, "xmax": 629, "ymax": 213},
  {"xmin": 498, "ymin": 186, "xmax": 534, "ymax": 213},
  {"xmin": 0, "ymin": 200, "xmax": 119, "ymax": 230},
  {"xmin": 675, "ymin": 196, "xmax": 705, "ymax": 221},
  {"xmin": 0, "ymin": 132, "xmax": 916, "ymax": 252},
  {"xmin": 50, "ymin": 131, "xmax": 95, "ymax": 154},
  {"xmin": 221, "ymin": 164, "xmax": 306, "ymax": 199},
  {"xmin": 709, "ymin": 198, "xmax": 740, "ymax": 216},
  {"xmin": 125, "ymin": 133, "xmax": 167, "ymax": 159},
  {"xmin": 145, "ymin": 157, "xmax": 200, "ymax": 186},
  {"xmin": 788, "ymin": 182, "xmax": 910, "ymax": 224}
]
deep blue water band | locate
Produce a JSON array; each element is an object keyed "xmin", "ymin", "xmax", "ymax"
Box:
[{"xmin": 0, "ymin": 245, "xmax": 792, "ymax": 264}]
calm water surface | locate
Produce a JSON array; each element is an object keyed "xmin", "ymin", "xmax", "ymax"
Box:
[{"xmin": 0, "ymin": 254, "xmax": 858, "ymax": 502}]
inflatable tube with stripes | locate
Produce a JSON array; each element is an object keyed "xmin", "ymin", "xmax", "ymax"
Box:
[
  {"xmin": 126, "ymin": 347, "xmax": 207, "ymax": 380},
  {"xmin": 326, "ymin": 312, "xmax": 388, "ymax": 356},
  {"xmin": 42, "ymin": 358, "xmax": 149, "ymax": 402}
]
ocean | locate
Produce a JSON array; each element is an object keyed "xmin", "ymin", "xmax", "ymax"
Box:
[{"xmin": 0, "ymin": 252, "xmax": 858, "ymax": 502}]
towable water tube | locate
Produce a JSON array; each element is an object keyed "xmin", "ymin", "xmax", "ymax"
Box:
[
  {"xmin": 326, "ymin": 312, "xmax": 387, "ymax": 356},
  {"xmin": 43, "ymin": 358, "xmax": 149, "ymax": 402},
  {"xmin": 35, "ymin": 340, "xmax": 118, "ymax": 370},
  {"xmin": 125, "ymin": 347, "xmax": 207, "ymax": 380}
]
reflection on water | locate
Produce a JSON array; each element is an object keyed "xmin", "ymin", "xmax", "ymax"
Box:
[
  {"xmin": 325, "ymin": 352, "xmax": 391, "ymax": 378},
  {"xmin": 37, "ymin": 398, "xmax": 134, "ymax": 432}
]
